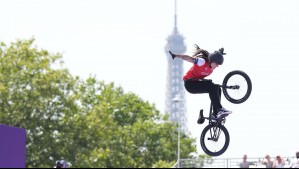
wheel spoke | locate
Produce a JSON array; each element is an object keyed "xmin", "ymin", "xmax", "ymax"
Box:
[{"xmin": 201, "ymin": 125, "xmax": 229, "ymax": 156}]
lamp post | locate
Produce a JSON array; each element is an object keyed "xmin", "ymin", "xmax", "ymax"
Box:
[{"xmin": 172, "ymin": 94, "xmax": 181, "ymax": 167}]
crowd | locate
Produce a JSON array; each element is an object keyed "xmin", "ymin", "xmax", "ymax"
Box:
[
  {"xmin": 51, "ymin": 151, "xmax": 299, "ymax": 168},
  {"xmin": 240, "ymin": 151, "xmax": 299, "ymax": 168}
]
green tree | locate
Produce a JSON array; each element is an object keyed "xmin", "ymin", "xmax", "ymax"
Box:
[
  {"xmin": 0, "ymin": 39, "xmax": 198, "ymax": 168},
  {"xmin": 68, "ymin": 77, "xmax": 197, "ymax": 168},
  {"xmin": 0, "ymin": 39, "xmax": 79, "ymax": 167}
]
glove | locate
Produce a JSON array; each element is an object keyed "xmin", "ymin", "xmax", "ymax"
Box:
[{"xmin": 169, "ymin": 51, "xmax": 176, "ymax": 60}]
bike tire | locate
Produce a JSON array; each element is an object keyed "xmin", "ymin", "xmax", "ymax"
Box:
[
  {"xmin": 222, "ymin": 70, "xmax": 252, "ymax": 104},
  {"xmin": 200, "ymin": 124, "xmax": 230, "ymax": 157}
]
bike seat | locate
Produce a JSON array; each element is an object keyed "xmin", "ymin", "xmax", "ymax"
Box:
[{"xmin": 197, "ymin": 110, "xmax": 205, "ymax": 124}]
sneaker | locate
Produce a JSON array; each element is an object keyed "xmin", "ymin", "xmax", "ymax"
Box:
[
  {"xmin": 210, "ymin": 114, "xmax": 217, "ymax": 123},
  {"xmin": 216, "ymin": 108, "xmax": 232, "ymax": 119},
  {"xmin": 211, "ymin": 113, "xmax": 217, "ymax": 119},
  {"xmin": 169, "ymin": 51, "xmax": 176, "ymax": 60}
]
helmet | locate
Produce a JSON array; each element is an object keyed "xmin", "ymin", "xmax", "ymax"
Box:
[{"xmin": 208, "ymin": 51, "xmax": 224, "ymax": 65}]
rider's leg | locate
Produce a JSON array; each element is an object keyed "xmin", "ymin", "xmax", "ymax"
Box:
[
  {"xmin": 184, "ymin": 80, "xmax": 231, "ymax": 118},
  {"xmin": 209, "ymin": 85, "xmax": 232, "ymax": 118},
  {"xmin": 212, "ymin": 87, "xmax": 222, "ymax": 116},
  {"xmin": 208, "ymin": 84, "xmax": 223, "ymax": 112},
  {"xmin": 184, "ymin": 80, "xmax": 222, "ymax": 112}
]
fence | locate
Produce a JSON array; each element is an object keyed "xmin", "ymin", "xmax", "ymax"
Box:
[{"xmin": 172, "ymin": 156, "xmax": 296, "ymax": 168}]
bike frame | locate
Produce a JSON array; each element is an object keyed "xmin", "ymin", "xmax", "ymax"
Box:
[
  {"xmin": 198, "ymin": 82, "xmax": 229, "ymax": 126},
  {"xmin": 197, "ymin": 83, "xmax": 227, "ymax": 141},
  {"xmin": 198, "ymin": 70, "xmax": 252, "ymax": 156}
]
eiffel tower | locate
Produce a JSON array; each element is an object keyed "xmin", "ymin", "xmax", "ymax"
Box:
[{"xmin": 164, "ymin": 0, "xmax": 187, "ymax": 133}]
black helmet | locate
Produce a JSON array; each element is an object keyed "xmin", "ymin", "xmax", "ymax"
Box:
[{"xmin": 209, "ymin": 51, "xmax": 224, "ymax": 65}]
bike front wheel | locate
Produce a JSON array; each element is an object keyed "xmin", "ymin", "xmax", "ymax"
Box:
[
  {"xmin": 200, "ymin": 124, "xmax": 230, "ymax": 157},
  {"xmin": 222, "ymin": 70, "xmax": 252, "ymax": 104}
]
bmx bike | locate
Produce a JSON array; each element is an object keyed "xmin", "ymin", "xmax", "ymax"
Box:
[{"xmin": 197, "ymin": 70, "xmax": 252, "ymax": 156}]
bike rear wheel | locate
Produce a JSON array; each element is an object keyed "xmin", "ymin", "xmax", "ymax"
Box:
[
  {"xmin": 222, "ymin": 70, "xmax": 252, "ymax": 104},
  {"xmin": 200, "ymin": 124, "xmax": 230, "ymax": 157}
]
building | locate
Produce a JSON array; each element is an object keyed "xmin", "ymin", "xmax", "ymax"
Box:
[{"xmin": 164, "ymin": 0, "xmax": 188, "ymax": 133}]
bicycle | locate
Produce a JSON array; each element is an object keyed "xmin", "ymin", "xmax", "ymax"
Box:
[{"xmin": 197, "ymin": 70, "xmax": 252, "ymax": 156}]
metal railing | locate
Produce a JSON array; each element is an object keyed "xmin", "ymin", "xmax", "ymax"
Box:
[{"xmin": 172, "ymin": 156, "xmax": 296, "ymax": 168}]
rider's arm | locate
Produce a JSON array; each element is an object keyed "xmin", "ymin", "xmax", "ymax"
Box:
[
  {"xmin": 169, "ymin": 51, "xmax": 207, "ymax": 65},
  {"xmin": 173, "ymin": 54, "xmax": 206, "ymax": 66},
  {"xmin": 173, "ymin": 54, "xmax": 196, "ymax": 63}
]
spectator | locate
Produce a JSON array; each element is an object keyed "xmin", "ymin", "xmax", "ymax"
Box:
[
  {"xmin": 261, "ymin": 154, "xmax": 274, "ymax": 168},
  {"xmin": 240, "ymin": 154, "xmax": 255, "ymax": 168},
  {"xmin": 272, "ymin": 155, "xmax": 285, "ymax": 168},
  {"xmin": 289, "ymin": 151, "xmax": 299, "ymax": 168},
  {"xmin": 54, "ymin": 160, "xmax": 68, "ymax": 168}
]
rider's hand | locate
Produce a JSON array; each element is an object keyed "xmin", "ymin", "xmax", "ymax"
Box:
[{"xmin": 169, "ymin": 51, "xmax": 176, "ymax": 60}]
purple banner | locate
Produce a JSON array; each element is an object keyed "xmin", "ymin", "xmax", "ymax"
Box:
[{"xmin": 0, "ymin": 124, "xmax": 26, "ymax": 168}]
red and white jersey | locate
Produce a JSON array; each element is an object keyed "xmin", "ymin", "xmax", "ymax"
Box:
[{"xmin": 183, "ymin": 58, "xmax": 213, "ymax": 80}]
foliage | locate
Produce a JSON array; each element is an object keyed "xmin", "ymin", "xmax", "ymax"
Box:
[
  {"xmin": 0, "ymin": 39, "xmax": 78, "ymax": 167},
  {"xmin": 151, "ymin": 160, "xmax": 176, "ymax": 168},
  {"xmin": 0, "ymin": 39, "xmax": 198, "ymax": 168}
]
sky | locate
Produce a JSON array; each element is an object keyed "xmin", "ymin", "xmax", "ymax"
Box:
[{"xmin": 1, "ymin": 0, "xmax": 299, "ymax": 159}]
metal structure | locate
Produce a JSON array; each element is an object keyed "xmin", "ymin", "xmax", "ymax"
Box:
[
  {"xmin": 171, "ymin": 156, "xmax": 296, "ymax": 168},
  {"xmin": 164, "ymin": 0, "xmax": 188, "ymax": 134}
]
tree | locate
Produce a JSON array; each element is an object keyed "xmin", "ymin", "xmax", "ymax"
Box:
[
  {"xmin": 67, "ymin": 77, "xmax": 197, "ymax": 168},
  {"xmin": 0, "ymin": 39, "xmax": 197, "ymax": 167},
  {"xmin": 0, "ymin": 39, "xmax": 79, "ymax": 167}
]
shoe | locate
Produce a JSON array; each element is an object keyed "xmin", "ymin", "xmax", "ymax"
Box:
[
  {"xmin": 211, "ymin": 113, "xmax": 217, "ymax": 119},
  {"xmin": 216, "ymin": 108, "xmax": 232, "ymax": 119},
  {"xmin": 169, "ymin": 51, "xmax": 176, "ymax": 59},
  {"xmin": 210, "ymin": 114, "xmax": 217, "ymax": 123}
]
